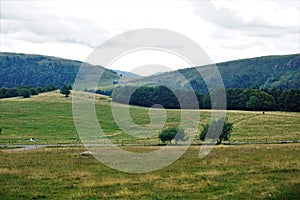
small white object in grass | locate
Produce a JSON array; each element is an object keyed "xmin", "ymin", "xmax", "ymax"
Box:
[
  {"xmin": 30, "ymin": 138, "xmax": 35, "ymax": 142},
  {"xmin": 81, "ymin": 151, "xmax": 93, "ymax": 156}
]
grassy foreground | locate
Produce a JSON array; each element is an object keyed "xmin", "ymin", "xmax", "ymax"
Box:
[{"xmin": 0, "ymin": 144, "xmax": 299, "ymax": 199}]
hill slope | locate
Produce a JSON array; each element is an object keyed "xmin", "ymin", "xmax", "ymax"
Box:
[
  {"xmin": 113, "ymin": 70, "xmax": 140, "ymax": 78},
  {"xmin": 128, "ymin": 54, "xmax": 300, "ymax": 93},
  {"xmin": 0, "ymin": 52, "xmax": 120, "ymax": 88},
  {"xmin": 1, "ymin": 52, "xmax": 299, "ymax": 91}
]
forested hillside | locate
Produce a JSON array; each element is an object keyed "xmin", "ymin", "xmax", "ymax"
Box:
[
  {"xmin": 1, "ymin": 52, "xmax": 299, "ymax": 91},
  {"xmin": 129, "ymin": 54, "xmax": 300, "ymax": 93},
  {"xmin": 112, "ymin": 54, "xmax": 300, "ymax": 111},
  {"xmin": 0, "ymin": 52, "xmax": 120, "ymax": 88}
]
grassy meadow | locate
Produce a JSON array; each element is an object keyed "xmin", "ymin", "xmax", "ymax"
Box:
[
  {"xmin": 0, "ymin": 90, "xmax": 299, "ymax": 145},
  {"xmin": 0, "ymin": 91, "xmax": 299, "ymax": 199},
  {"xmin": 0, "ymin": 144, "xmax": 299, "ymax": 199}
]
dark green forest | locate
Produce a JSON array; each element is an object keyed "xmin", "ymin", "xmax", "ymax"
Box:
[
  {"xmin": 112, "ymin": 86, "xmax": 300, "ymax": 112},
  {"xmin": 0, "ymin": 52, "xmax": 120, "ymax": 88}
]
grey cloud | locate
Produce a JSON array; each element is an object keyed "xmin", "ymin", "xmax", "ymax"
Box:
[
  {"xmin": 190, "ymin": 0, "xmax": 299, "ymax": 38},
  {"xmin": 1, "ymin": 2, "xmax": 51, "ymax": 21},
  {"xmin": 190, "ymin": 1, "xmax": 244, "ymax": 29},
  {"xmin": 1, "ymin": 1, "xmax": 109, "ymax": 48}
]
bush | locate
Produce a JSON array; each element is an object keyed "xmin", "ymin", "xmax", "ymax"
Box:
[
  {"xmin": 159, "ymin": 127, "xmax": 187, "ymax": 144},
  {"xmin": 18, "ymin": 88, "xmax": 31, "ymax": 98},
  {"xmin": 60, "ymin": 84, "xmax": 71, "ymax": 97},
  {"xmin": 200, "ymin": 117, "xmax": 233, "ymax": 145}
]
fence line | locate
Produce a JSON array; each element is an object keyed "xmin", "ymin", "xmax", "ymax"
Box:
[{"xmin": 1, "ymin": 138, "xmax": 300, "ymax": 148}]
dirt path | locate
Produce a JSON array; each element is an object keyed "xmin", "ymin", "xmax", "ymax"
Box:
[{"xmin": 0, "ymin": 144, "xmax": 48, "ymax": 151}]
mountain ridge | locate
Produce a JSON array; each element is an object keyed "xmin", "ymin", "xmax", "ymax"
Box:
[
  {"xmin": 126, "ymin": 53, "xmax": 300, "ymax": 92},
  {"xmin": 0, "ymin": 52, "xmax": 299, "ymax": 91}
]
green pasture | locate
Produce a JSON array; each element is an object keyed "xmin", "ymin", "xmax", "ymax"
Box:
[
  {"xmin": 0, "ymin": 91, "xmax": 299, "ymax": 145},
  {"xmin": 0, "ymin": 144, "xmax": 299, "ymax": 199}
]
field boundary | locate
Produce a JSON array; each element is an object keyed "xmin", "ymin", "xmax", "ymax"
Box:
[{"xmin": 1, "ymin": 139, "xmax": 300, "ymax": 151}]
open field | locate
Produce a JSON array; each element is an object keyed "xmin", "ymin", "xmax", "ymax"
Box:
[
  {"xmin": 0, "ymin": 91, "xmax": 299, "ymax": 145},
  {"xmin": 0, "ymin": 91, "xmax": 300, "ymax": 199},
  {"xmin": 0, "ymin": 144, "xmax": 299, "ymax": 199}
]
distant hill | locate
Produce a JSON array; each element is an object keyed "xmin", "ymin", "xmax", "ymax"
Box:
[
  {"xmin": 113, "ymin": 70, "xmax": 140, "ymax": 78},
  {"xmin": 150, "ymin": 71, "xmax": 166, "ymax": 76},
  {"xmin": 127, "ymin": 54, "xmax": 300, "ymax": 93},
  {"xmin": 0, "ymin": 52, "xmax": 120, "ymax": 88}
]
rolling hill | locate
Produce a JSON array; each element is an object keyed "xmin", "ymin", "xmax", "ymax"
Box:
[
  {"xmin": 127, "ymin": 54, "xmax": 300, "ymax": 93},
  {"xmin": 0, "ymin": 52, "xmax": 299, "ymax": 92},
  {"xmin": 0, "ymin": 52, "xmax": 120, "ymax": 88},
  {"xmin": 113, "ymin": 70, "xmax": 140, "ymax": 78}
]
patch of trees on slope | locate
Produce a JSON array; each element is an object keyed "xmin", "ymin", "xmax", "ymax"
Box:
[
  {"xmin": 0, "ymin": 52, "xmax": 120, "ymax": 88},
  {"xmin": 0, "ymin": 85, "xmax": 57, "ymax": 98},
  {"xmin": 112, "ymin": 86, "xmax": 300, "ymax": 112},
  {"xmin": 0, "ymin": 84, "xmax": 72, "ymax": 99}
]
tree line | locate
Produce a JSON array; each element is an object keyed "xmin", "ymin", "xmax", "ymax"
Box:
[
  {"xmin": 225, "ymin": 88, "xmax": 300, "ymax": 111},
  {"xmin": 112, "ymin": 86, "xmax": 300, "ymax": 112},
  {"xmin": 83, "ymin": 88, "xmax": 113, "ymax": 96},
  {"xmin": 0, "ymin": 85, "xmax": 57, "ymax": 99}
]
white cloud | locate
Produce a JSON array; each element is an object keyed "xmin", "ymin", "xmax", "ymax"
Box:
[
  {"xmin": 189, "ymin": 0, "xmax": 300, "ymax": 62},
  {"xmin": 0, "ymin": 34, "xmax": 94, "ymax": 62}
]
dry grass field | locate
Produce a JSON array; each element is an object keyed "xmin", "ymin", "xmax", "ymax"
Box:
[{"xmin": 0, "ymin": 144, "xmax": 299, "ymax": 199}]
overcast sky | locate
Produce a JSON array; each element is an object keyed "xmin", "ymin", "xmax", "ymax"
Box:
[{"xmin": 1, "ymin": 0, "xmax": 299, "ymax": 75}]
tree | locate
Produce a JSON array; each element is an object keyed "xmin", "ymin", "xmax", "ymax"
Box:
[
  {"xmin": 246, "ymin": 95, "xmax": 260, "ymax": 110},
  {"xmin": 200, "ymin": 117, "xmax": 233, "ymax": 145},
  {"xmin": 60, "ymin": 84, "xmax": 71, "ymax": 97},
  {"xmin": 245, "ymin": 90, "xmax": 275, "ymax": 111},
  {"xmin": 159, "ymin": 127, "xmax": 187, "ymax": 144},
  {"xmin": 6, "ymin": 88, "xmax": 18, "ymax": 97},
  {"xmin": 173, "ymin": 128, "xmax": 187, "ymax": 144},
  {"xmin": 45, "ymin": 84, "xmax": 57, "ymax": 92},
  {"xmin": 226, "ymin": 88, "xmax": 247, "ymax": 110},
  {"xmin": 30, "ymin": 88, "xmax": 39, "ymax": 96},
  {"xmin": 18, "ymin": 88, "xmax": 31, "ymax": 98},
  {"xmin": 281, "ymin": 89, "xmax": 300, "ymax": 111},
  {"xmin": 0, "ymin": 88, "xmax": 8, "ymax": 98}
]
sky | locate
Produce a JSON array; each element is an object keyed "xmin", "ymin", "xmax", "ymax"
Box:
[{"xmin": 1, "ymin": 0, "xmax": 299, "ymax": 75}]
